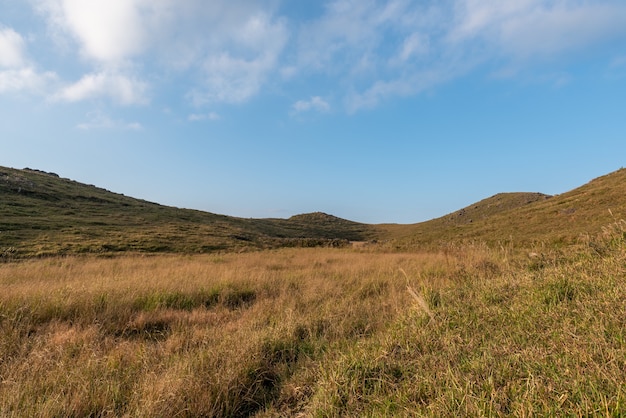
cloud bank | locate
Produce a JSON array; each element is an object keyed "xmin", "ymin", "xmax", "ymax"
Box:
[{"xmin": 2, "ymin": 0, "xmax": 625, "ymax": 111}]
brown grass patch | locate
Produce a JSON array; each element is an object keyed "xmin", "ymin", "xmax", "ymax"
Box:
[{"xmin": 1, "ymin": 231, "xmax": 625, "ymax": 416}]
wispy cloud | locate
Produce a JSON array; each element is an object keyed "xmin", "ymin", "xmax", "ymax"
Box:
[
  {"xmin": 36, "ymin": 0, "xmax": 288, "ymax": 106},
  {"xmin": 296, "ymin": 0, "xmax": 411, "ymax": 74},
  {"xmin": 0, "ymin": 67, "xmax": 57, "ymax": 94},
  {"xmin": 294, "ymin": 0, "xmax": 626, "ymax": 111},
  {"xmin": 292, "ymin": 96, "xmax": 330, "ymax": 113},
  {"xmin": 604, "ymin": 54, "xmax": 626, "ymax": 79},
  {"xmin": 345, "ymin": 67, "xmax": 455, "ymax": 113},
  {"xmin": 76, "ymin": 111, "xmax": 142, "ymax": 131},
  {"xmin": 450, "ymin": 0, "xmax": 626, "ymax": 60},
  {"xmin": 54, "ymin": 71, "xmax": 148, "ymax": 105},
  {"xmin": 0, "ymin": 26, "xmax": 58, "ymax": 94},
  {"xmin": 397, "ymin": 32, "xmax": 430, "ymax": 63},
  {"xmin": 190, "ymin": 12, "xmax": 288, "ymax": 105},
  {"xmin": 7, "ymin": 0, "xmax": 626, "ymax": 111},
  {"xmin": 292, "ymin": 0, "xmax": 460, "ymax": 111},
  {"xmin": 0, "ymin": 27, "xmax": 27, "ymax": 68},
  {"xmin": 188, "ymin": 112, "xmax": 221, "ymax": 122},
  {"xmin": 610, "ymin": 55, "xmax": 626, "ymax": 69}
]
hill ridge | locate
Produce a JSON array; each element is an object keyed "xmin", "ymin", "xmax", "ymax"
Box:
[
  {"xmin": 2, "ymin": 165, "xmax": 626, "ymax": 257},
  {"xmin": 0, "ymin": 166, "xmax": 372, "ymax": 258},
  {"xmin": 380, "ymin": 168, "xmax": 626, "ymax": 248}
]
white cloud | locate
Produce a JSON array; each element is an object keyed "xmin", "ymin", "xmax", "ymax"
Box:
[
  {"xmin": 0, "ymin": 67, "xmax": 57, "ymax": 94},
  {"xmin": 0, "ymin": 26, "xmax": 58, "ymax": 95},
  {"xmin": 36, "ymin": 0, "xmax": 150, "ymax": 65},
  {"xmin": 450, "ymin": 0, "xmax": 626, "ymax": 60},
  {"xmin": 293, "ymin": 0, "xmax": 455, "ymax": 111},
  {"xmin": 347, "ymin": 70, "xmax": 441, "ymax": 112},
  {"xmin": 449, "ymin": 0, "xmax": 535, "ymax": 41},
  {"xmin": 280, "ymin": 66, "xmax": 297, "ymax": 79},
  {"xmin": 293, "ymin": 0, "xmax": 626, "ymax": 111},
  {"xmin": 294, "ymin": 0, "xmax": 451, "ymax": 110},
  {"xmin": 54, "ymin": 71, "xmax": 148, "ymax": 105},
  {"xmin": 36, "ymin": 0, "xmax": 289, "ymax": 105},
  {"xmin": 76, "ymin": 111, "xmax": 142, "ymax": 130},
  {"xmin": 0, "ymin": 27, "xmax": 27, "ymax": 68},
  {"xmin": 505, "ymin": 5, "xmax": 626, "ymax": 58},
  {"xmin": 191, "ymin": 12, "xmax": 288, "ymax": 104},
  {"xmin": 193, "ymin": 51, "xmax": 274, "ymax": 105},
  {"xmin": 16, "ymin": 0, "xmax": 626, "ymax": 112},
  {"xmin": 188, "ymin": 112, "xmax": 220, "ymax": 122},
  {"xmin": 296, "ymin": 1, "xmax": 394, "ymax": 72},
  {"xmin": 292, "ymin": 96, "xmax": 330, "ymax": 113}
]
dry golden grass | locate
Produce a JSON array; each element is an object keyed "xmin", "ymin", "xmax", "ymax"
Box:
[
  {"xmin": 308, "ymin": 223, "xmax": 626, "ymax": 417},
  {"xmin": 0, "ymin": 249, "xmax": 450, "ymax": 416},
  {"xmin": 1, "ymin": 223, "xmax": 625, "ymax": 416}
]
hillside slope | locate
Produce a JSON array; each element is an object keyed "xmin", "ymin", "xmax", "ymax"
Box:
[
  {"xmin": 0, "ymin": 167, "xmax": 373, "ymax": 258},
  {"xmin": 2, "ymin": 166, "xmax": 625, "ymax": 257},
  {"xmin": 383, "ymin": 168, "xmax": 626, "ymax": 248}
]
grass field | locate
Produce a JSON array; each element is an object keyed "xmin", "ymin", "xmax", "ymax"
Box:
[{"xmin": 1, "ymin": 219, "xmax": 625, "ymax": 416}]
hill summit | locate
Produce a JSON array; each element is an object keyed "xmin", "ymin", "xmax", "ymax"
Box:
[
  {"xmin": 380, "ymin": 168, "xmax": 626, "ymax": 248},
  {"xmin": 288, "ymin": 212, "xmax": 353, "ymax": 223}
]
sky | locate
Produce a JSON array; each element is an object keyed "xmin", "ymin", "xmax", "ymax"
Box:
[{"xmin": 1, "ymin": 0, "xmax": 625, "ymax": 224}]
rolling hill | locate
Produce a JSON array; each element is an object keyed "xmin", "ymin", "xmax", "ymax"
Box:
[
  {"xmin": 2, "ymin": 165, "xmax": 625, "ymax": 258},
  {"xmin": 380, "ymin": 168, "xmax": 626, "ymax": 248},
  {"xmin": 0, "ymin": 166, "xmax": 374, "ymax": 258}
]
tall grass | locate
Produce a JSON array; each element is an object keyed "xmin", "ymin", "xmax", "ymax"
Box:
[
  {"xmin": 309, "ymin": 222, "xmax": 626, "ymax": 417},
  {"xmin": 1, "ymin": 222, "xmax": 625, "ymax": 416},
  {"xmin": 0, "ymin": 250, "xmax": 440, "ymax": 416}
]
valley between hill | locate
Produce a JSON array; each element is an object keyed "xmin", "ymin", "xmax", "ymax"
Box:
[
  {"xmin": 2, "ymin": 165, "xmax": 625, "ymax": 257},
  {"xmin": 1, "ymin": 166, "xmax": 626, "ymax": 416}
]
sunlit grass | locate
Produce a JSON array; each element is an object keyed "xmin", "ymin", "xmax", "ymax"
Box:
[
  {"xmin": 1, "ymin": 222, "xmax": 625, "ymax": 416},
  {"xmin": 0, "ymin": 250, "xmax": 433, "ymax": 416}
]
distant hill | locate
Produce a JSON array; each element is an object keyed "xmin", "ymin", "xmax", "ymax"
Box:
[
  {"xmin": 381, "ymin": 168, "xmax": 626, "ymax": 249},
  {"xmin": 0, "ymin": 166, "xmax": 374, "ymax": 258},
  {"xmin": 2, "ymin": 165, "xmax": 625, "ymax": 258}
]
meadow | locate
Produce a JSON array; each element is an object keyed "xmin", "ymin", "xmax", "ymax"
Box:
[{"xmin": 1, "ymin": 220, "xmax": 625, "ymax": 416}]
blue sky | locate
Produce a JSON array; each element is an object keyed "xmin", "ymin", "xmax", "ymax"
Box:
[{"xmin": 1, "ymin": 0, "xmax": 625, "ymax": 224}]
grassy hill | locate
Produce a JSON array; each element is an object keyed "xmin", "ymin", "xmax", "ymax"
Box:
[
  {"xmin": 381, "ymin": 168, "xmax": 626, "ymax": 249},
  {"xmin": 0, "ymin": 166, "xmax": 373, "ymax": 258},
  {"xmin": 2, "ymin": 166, "xmax": 626, "ymax": 416},
  {"xmin": 2, "ymin": 165, "xmax": 625, "ymax": 258}
]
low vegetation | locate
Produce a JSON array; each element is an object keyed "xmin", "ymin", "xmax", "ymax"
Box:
[
  {"xmin": 1, "ymin": 218, "xmax": 625, "ymax": 416},
  {"xmin": 3, "ymin": 166, "xmax": 625, "ymax": 257},
  {"xmin": 2, "ymin": 166, "xmax": 625, "ymax": 415},
  {"xmin": 0, "ymin": 167, "xmax": 373, "ymax": 258},
  {"xmin": 380, "ymin": 168, "xmax": 626, "ymax": 248}
]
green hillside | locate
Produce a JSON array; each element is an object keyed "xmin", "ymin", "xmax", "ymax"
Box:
[
  {"xmin": 2, "ymin": 165, "xmax": 625, "ymax": 258},
  {"xmin": 0, "ymin": 167, "xmax": 373, "ymax": 258},
  {"xmin": 382, "ymin": 168, "xmax": 626, "ymax": 249}
]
